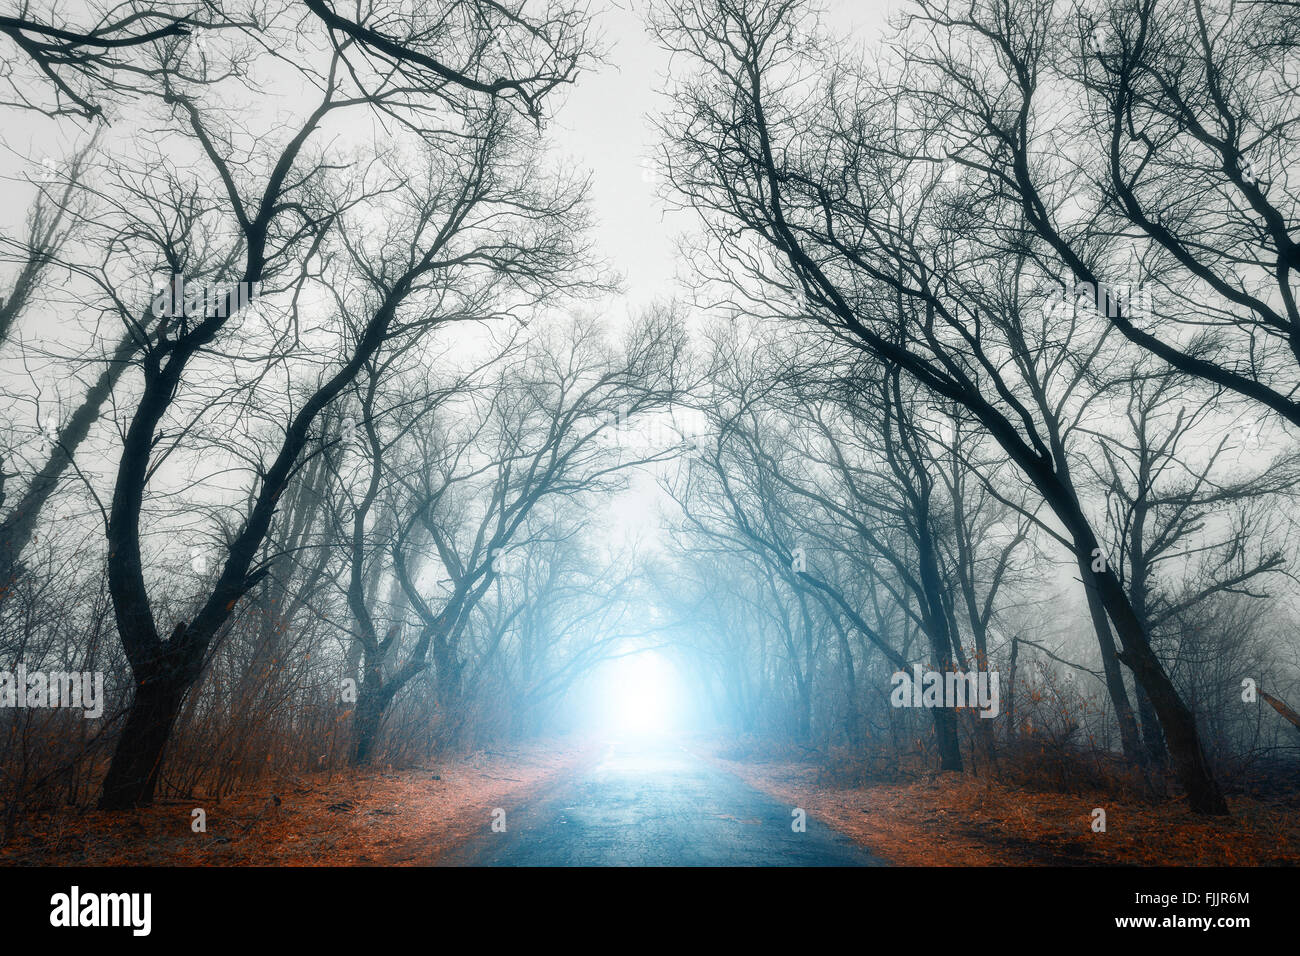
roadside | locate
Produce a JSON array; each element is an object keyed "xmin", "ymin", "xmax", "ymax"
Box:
[
  {"xmin": 698, "ymin": 741, "xmax": 1300, "ymax": 865},
  {"xmin": 0, "ymin": 739, "xmax": 596, "ymax": 865}
]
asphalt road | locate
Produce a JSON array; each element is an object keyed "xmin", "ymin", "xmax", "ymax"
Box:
[{"xmin": 447, "ymin": 742, "xmax": 888, "ymax": 866}]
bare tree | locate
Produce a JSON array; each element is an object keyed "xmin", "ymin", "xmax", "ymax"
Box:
[
  {"xmin": 302, "ymin": 0, "xmax": 595, "ymax": 122},
  {"xmin": 338, "ymin": 312, "xmax": 689, "ymax": 763},
  {"xmin": 96, "ymin": 28, "xmax": 595, "ymax": 803},
  {"xmin": 652, "ymin": 0, "xmax": 1229, "ymax": 811},
  {"xmin": 1089, "ymin": 362, "xmax": 1297, "ymax": 763},
  {"xmin": 0, "ymin": 0, "xmax": 235, "ymax": 119}
]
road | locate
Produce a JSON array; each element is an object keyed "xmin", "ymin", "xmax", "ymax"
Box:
[{"xmin": 446, "ymin": 742, "xmax": 887, "ymax": 866}]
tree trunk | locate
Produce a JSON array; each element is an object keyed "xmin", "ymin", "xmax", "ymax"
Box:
[
  {"xmin": 1076, "ymin": 554, "xmax": 1144, "ymax": 765},
  {"xmin": 916, "ymin": 537, "xmax": 963, "ymax": 772},
  {"xmin": 1113, "ymin": 623, "xmax": 1225, "ymax": 813},
  {"xmin": 1127, "ymin": 542, "xmax": 1170, "ymax": 767},
  {"xmin": 1134, "ymin": 682, "xmax": 1168, "ymax": 766},
  {"xmin": 931, "ymin": 703, "xmax": 962, "ymax": 772},
  {"xmin": 97, "ymin": 655, "xmax": 191, "ymax": 810},
  {"xmin": 349, "ymin": 679, "xmax": 386, "ymax": 767},
  {"xmin": 834, "ymin": 619, "xmax": 859, "ymax": 743},
  {"xmin": 1049, "ymin": 484, "xmax": 1227, "ymax": 814},
  {"xmin": 796, "ymin": 674, "xmax": 812, "ymax": 741},
  {"xmin": 0, "ymin": 328, "xmax": 140, "ymax": 581},
  {"xmin": 1006, "ymin": 635, "xmax": 1020, "ymax": 737}
]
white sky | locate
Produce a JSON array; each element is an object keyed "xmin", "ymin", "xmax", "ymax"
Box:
[
  {"xmin": 552, "ymin": 0, "xmax": 679, "ymax": 306},
  {"xmin": 545, "ymin": 0, "xmax": 896, "ymax": 310},
  {"xmin": 564, "ymin": 0, "xmax": 897, "ymax": 546}
]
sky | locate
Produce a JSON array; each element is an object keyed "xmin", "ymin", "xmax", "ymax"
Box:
[
  {"xmin": 545, "ymin": 0, "xmax": 897, "ymax": 311},
  {"xmin": 551, "ymin": 0, "xmax": 680, "ymax": 307},
  {"xmin": 557, "ymin": 0, "xmax": 897, "ymax": 548}
]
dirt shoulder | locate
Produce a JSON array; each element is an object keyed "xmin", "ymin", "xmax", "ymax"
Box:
[
  {"xmin": 701, "ymin": 748, "xmax": 1300, "ymax": 866},
  {"xmin": 1, "ymin": 739, "xmax": 595, "ymax": 866}
]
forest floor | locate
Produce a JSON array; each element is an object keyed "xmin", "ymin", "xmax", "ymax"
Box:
[
  {"xmin": 6, "ymin": 736, "xmax": 1296, "ymax": 865},
  {"xmin": 0, "ymin": 739, "xmax": 596, "ymax": 865},
  {"xmin": 702, "ymin": 741, "xmax": 1300, "ymax": 865}
]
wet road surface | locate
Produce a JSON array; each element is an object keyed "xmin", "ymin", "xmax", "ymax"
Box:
[{"xmin": 447, "ymin": 742, "xmax": 888, "ymax": 866}]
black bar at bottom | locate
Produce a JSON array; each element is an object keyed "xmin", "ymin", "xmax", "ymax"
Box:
[{"xmin": 0, "ymin": 864, "xmax": 1285, "ymax": 943}]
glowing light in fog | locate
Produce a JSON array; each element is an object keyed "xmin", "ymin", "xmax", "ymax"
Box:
[{"xmin": 603, "ymin": 651, "xmax": 679, "ymax": 738}]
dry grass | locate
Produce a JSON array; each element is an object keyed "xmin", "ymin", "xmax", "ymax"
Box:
[
  {"xmin": 703, "ymin": 747, "xmax": 1300, "ymax": 866},
  {"xmin": 0, "ymin": 739, "xmax": 595, "ymax": 866}
]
